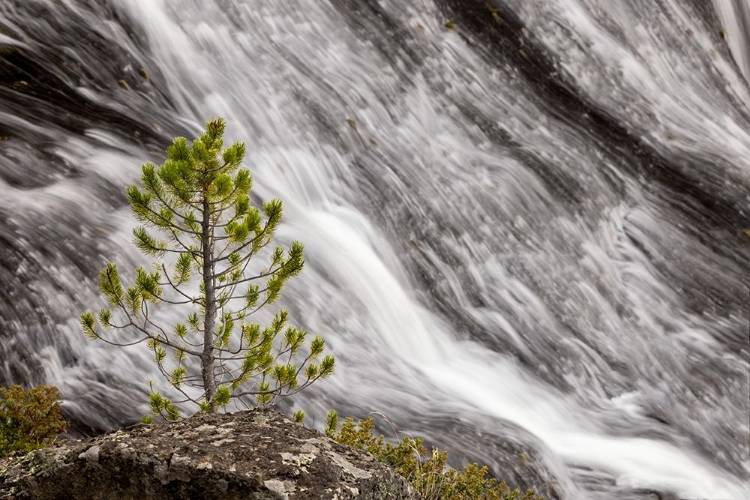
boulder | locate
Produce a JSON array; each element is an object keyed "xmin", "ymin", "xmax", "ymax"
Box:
[{"xmin": 0, "ymin": 408, "xmax": 418, "ymax": 499}]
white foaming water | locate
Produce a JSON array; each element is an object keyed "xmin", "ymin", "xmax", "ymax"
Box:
[
  {"xmin": 713, "ymin": 0, "xmax": 750, "ymax": 83},
  {"xmin": 1, "ymin": 0, "xmax": 748, "ymax": 498}
]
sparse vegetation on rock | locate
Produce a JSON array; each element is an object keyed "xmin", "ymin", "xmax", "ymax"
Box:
[
  {"xmin": 0, "ymin": 385, "xmax": 66, "ymax": 458},
  {"xmin": 326, "ymin": 412, "xmax": 543, "ymax": 500}
]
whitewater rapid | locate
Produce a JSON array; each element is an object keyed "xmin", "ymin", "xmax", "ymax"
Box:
[{"xmin": 1, "ymin": 1, "xmax": 748, "ymax": 498}]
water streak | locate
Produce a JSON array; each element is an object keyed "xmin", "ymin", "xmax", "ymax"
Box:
[{"xmin": 1, "ymin": 0, "xmax": 748, "ymax": 498}]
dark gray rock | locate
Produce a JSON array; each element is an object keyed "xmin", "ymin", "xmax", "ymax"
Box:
[{"xmin": 0, "ymin": 408, "xmax": 418, "ymax": 499}]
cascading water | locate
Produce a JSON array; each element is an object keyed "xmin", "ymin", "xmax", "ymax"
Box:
[
  {"xmin": 1, "ymin": 0, "xmax": 748, "ymax": 498},
  {"xmin": 714, "ymin": 0, "xmax": 750, "ymax": 82}
]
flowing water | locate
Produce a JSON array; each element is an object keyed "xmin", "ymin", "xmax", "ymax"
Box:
[{"xmin": 1, "ymin": 0, "xmax": 749, "ymax": 498}]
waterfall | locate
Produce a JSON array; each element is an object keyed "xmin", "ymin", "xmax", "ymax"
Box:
[{"xmin": 1, "ymin": 1, "xmax": 748, "ymax": 498}]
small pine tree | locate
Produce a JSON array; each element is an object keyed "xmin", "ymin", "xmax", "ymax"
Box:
[{"xmin": 81, "ymin": 118, "xmax": 334, "ymax": 420}]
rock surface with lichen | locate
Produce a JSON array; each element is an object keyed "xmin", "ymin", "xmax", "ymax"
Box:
[{"xmin": 0, "ymin": 408, "xmax": 419, "ymax": 499}]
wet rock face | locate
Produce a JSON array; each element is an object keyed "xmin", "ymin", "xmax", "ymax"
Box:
[{"xmin": 0, "ymin": 409, "xmax": 418, "ymax": 499}]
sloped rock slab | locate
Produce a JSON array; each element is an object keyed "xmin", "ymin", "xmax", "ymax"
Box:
[{"xmin": 0, "ymin": 409, "xmax": 418, "ymax": 499}]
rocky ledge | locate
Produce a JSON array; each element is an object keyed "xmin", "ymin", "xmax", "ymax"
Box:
[{"xmin": 0, "ymin": 409, "xmax": 418, "ymax": 499}]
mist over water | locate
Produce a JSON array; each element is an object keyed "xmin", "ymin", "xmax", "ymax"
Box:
[{"xmin": 1, "ymin": 1, "xmax": 749, "ymax": 498}]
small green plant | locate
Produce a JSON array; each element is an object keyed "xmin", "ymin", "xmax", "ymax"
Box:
[
  {"xmin": 80, "ymin": 118, "xmax": 334, "ymax": 421},
  {"xmin": 326, "ymin": 412, "xmax": 543, "ymax": 500},
  {"xmin": 0, "ymin": 385, "xmax": 67, "ymax": 457}
]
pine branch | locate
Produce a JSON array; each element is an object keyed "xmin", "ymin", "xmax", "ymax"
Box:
[
  {"xmin": 159, "ymin": 263, "xmax": 202, "ymax": 305},
  {"xmin": 211, "ymin": 217, "xmax": 273, "ymax": 264}
]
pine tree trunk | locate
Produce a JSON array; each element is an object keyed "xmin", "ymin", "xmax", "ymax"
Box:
[{"xmin": 201, "ymin": 197, "xmax": 217, "ymax": 412}]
